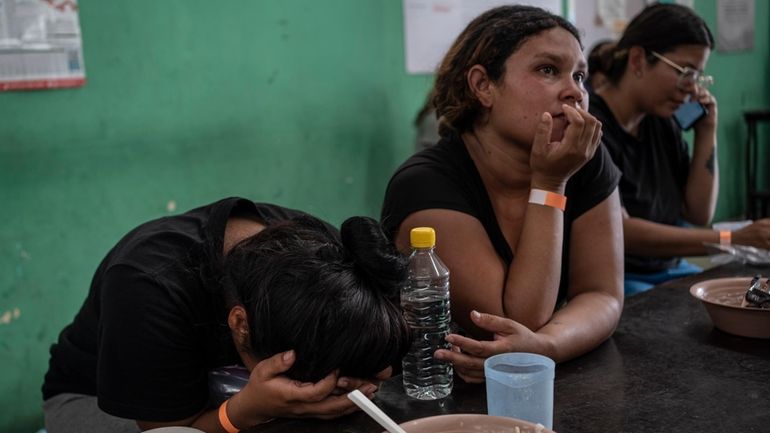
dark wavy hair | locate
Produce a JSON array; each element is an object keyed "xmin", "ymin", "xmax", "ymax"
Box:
[
  {"xmin": 432, "ymin": 5, "xmax": 580, "ymax": 137},
  {"xmin": 599, "ymin": 3, "xmax": 714, "ymax": 85},
  {"xmin": 587, "ymin": 40, "xmax": 614, "ymax": 78},
  {"xmin": 222, "ymin": 215, "xmax": 410, "ymax": 383}
]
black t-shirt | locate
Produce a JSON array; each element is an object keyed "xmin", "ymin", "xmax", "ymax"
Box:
[
  {"xmin": 42, "ymin": 198, "xmax": 310, "ymax": 421},
  {"xmin": 381, "ymin": 131, "xmax": 621, "ymax": 302},
  {"xmin": 589, "ymin": 94, "xmax": 690, "ymax": 273}
]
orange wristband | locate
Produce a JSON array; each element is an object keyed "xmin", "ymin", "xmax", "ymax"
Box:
[
  {"xmin": 529, "ymin": 189, "xmax": 567, "ymax": 211},
  {"xmin": 719, "ymin": 230, "xmax": 731, "ymax": 246},
  {"xmin": 218, "ymin": 399, "xmax": 240, "ymax": 433}
]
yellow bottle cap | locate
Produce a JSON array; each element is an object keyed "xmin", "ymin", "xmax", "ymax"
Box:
[{"xmin": 410, "ymin": 227, "xmax": 436, "ymax": 248}]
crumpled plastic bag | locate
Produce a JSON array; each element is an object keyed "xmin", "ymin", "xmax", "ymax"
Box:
[
  {"xmin": 208, "ymin": 365, "xmax": 249, "ymax": 406},
  {"xmin": 705, "ymin": 220, "xmax": 770, "ymax": 265},
  {"xmin": 704, "ymin": 243, "xmax": 770, "ymax": 265}
]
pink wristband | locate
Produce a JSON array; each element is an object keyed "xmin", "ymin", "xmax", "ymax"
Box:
[
  {"xmin": 719, "ymin": 230, "xmax": 731, "ymax": 246},
  {"xmin": 529, "ymin": 189, "xmax": 567, "ymax": 211}
]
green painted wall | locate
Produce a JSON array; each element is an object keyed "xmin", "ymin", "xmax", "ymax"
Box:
[
  {"xmin": 0, "ymin": 1, "xmax": 430, "ymax": 430},
  {"xmin": 0, "ymin": 1, "xmax": 766, "ymax": 431},
  {"xmin": 695, "ymin": 1, "xmax": 770, "ymax": 219}
]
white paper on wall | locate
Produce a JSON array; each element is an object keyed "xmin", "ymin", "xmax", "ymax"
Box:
[
  {"xmin": 403, "ymin": 0, "xmax": 561, "ymax": 74},
  {"xmin": 716, "ymin": 0, "xmax": 754, "ymax": 53},
  {"xmin": 572, "ymin": 0, "xmax": 647, "ymax": 56}
]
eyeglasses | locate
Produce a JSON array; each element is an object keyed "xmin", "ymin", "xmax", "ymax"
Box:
[{"xmin": 650, "ymin": 51, "xmax": 714, "ymax": 90}]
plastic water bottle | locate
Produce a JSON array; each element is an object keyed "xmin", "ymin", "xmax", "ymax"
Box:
[{"xmin": 401, "ymin": 227, "xmax": 453, "ymax": 400}]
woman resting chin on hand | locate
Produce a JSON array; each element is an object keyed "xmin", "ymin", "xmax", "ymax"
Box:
[{"xmin": 381, "ymin": 5, "xmax": 624, "ymax": 384}]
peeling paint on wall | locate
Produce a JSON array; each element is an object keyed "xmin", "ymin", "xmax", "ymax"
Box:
[{"xmin": 0, "ymin": 307, "xmax": 21, "ymax": 325}]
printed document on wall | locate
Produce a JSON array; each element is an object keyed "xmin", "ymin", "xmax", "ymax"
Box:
[
  {"xmin": 571, "ymin": 0, "xmax": 647, "ymax": 55},
  {"xmin": 716, "ymin": 0, "xmax": 754, "ymax": 53},
  {"xmin": 403, "ymin": 0, "xmax": 561, "ymax": 74},
  {"xmin": 0, "ymin": 0, "xmax": 85, "ymax": 91}
]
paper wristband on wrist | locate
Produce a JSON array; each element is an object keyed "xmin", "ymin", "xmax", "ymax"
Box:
[
  {"xmin": 218, "ymin": 399, "xmax": 240, "ymax": 433},
  {"xmin": 719, "ymin": 230, "xmax": 731, "ymax": 246},
  {"xmin": 528, "ymin": 189, "xmax": 567, "ymax": 211}
]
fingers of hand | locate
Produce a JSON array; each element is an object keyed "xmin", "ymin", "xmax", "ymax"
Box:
[
  {"xmin": 592, "ymin": 121, "xmax": 603, "ymax": 148},
  {"xmin": 563, "ymin": 104, "xmax": 584, "ymax": 124},
  {"xmin": 696, "ymin": 87, "xmax": 711, "ymax": 101},
  {"xmin": 455, "ymin": 359, "xmax": 487, "ymax": 382},
  {"xmin": 575, "ymin": 106, "xmax": 602, "ymax": 150},
  {"xmin": 564, "ymin": 105, "xmax": 599, "ymax": 160},
  {"xmin": 578, "ymin": 107, "xmax": 601, "ymax": 143},
  {"xmin": 532, "ymin": 112, "xmax": 554, "ymax": 148},
  {"xmin": 285, "ymin": 370, "xmax": 339, "ymax": 403},
  {"xmin": 457, "ymin": 370, "xmax": 486, "ymax": 384},
  {"xmin": 254, "ymin": 350, "xmax": 295, "ymax": 380},
  {"xmin": 471, "ymin": 310, "xmax": 519, "ymax": 335},
  {"xmin": 560, "ymin": 104, "xmax": 588, "ymax": 148},
  {"xmin": 320, "ymin": 399, "xmax": 362, "ymax": 419},
  {"xmin": 356, "ymin": 382, "xmax": 378, "ymax": 399},
  {"xmin": 435, "ymin": 348, "xmax": 485, "ymax": 373},
  {"xmin": 697, "ymin": 89, "xmax": 717, "ymax": 112},
  {"xmin": 439, "ymin": 350, "xmax": 486, "ymax": 384},
  {"xmin": 336, "ymin": 376, "xmax": 378, "ymax": 394},
  {"xmin": 291, "ymin": 394, "xmax": 359, "ymax": 419},
  {"xmin": 336, "ymin": 377, "xmax": 364, "ymax": 391},
  {"xmin": 584, "ymin": 118, "xmax": 602, "ymax": 160},
  {"xmin": 444, "ymin": 334, "xmax": 489, "ymax": 357}
]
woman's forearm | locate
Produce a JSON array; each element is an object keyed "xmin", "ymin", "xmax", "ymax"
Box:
[
  {"xmin": 503, "ymin": 199, "xmax": 565, "ymax": 331},
  {"xmin": 536, "ymin": 290, "xmax": 622, "ymax": 362},
  {"xmin": 623, "ymin": 217, "xmax": 720, "ymax": 257}
]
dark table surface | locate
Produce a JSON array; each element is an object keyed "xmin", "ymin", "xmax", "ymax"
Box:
[{"xmin": 250, "ymin": 262, "xmax": 770, "ymax": 433}]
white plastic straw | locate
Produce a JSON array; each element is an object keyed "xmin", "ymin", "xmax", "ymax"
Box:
[{"xmin": 347, "ymin": 389, "xmax": 408, "ymax": 433}]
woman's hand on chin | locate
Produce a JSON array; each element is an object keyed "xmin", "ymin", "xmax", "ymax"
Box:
[{"xmin": 530, "ymin": 105, "xmax": 603, "ymax": 191}]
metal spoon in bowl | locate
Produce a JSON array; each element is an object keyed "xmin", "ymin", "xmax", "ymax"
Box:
[{"xmin": 347, "ymin": 389, "xmax": 407, "ymax": 433}]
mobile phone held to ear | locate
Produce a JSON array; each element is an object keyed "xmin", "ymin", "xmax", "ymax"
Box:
[{"xmin": 673, "ymin": 101, "xmax": 708, "ymax": 130}]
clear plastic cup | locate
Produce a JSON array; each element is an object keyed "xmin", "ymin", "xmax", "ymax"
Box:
[{"xmin": 484, "ymin": 352, "xmax": 555, "ymax": 429}]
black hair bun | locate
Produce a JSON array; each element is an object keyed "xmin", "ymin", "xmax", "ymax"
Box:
[{"xmin": 340, "ymin": 217, "xmax": 407, "ymax": 298}]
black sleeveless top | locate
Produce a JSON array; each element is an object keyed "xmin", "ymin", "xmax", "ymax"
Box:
[{"xmin": 381, "ymin": 131, "xmax": 621, "ymax": 302}]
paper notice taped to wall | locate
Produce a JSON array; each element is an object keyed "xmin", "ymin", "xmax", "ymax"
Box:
[
  {"xmin": 0, "ymin": 0, "xmax": 85, "ymax": 91},
  {"xmin": 716, "ymin": 0, "xmax": 754, "ymax": 53},
  {"xmin": 403, "ymin": 0, "xmax": 561, "ymax": 74}
]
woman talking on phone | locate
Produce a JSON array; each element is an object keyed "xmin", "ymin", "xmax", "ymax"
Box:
[{"xmin": 589, "ymin": 3, "xmax": 770, "ymax": 295}]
